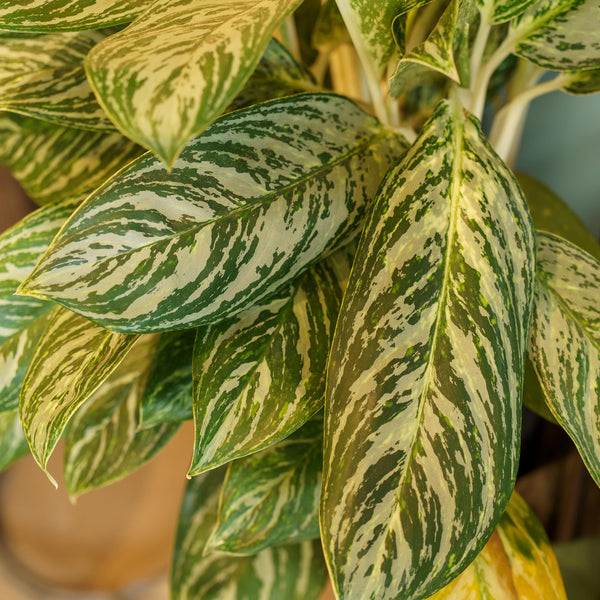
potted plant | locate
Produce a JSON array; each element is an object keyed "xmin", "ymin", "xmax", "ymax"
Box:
[{"xmin": 0, "ymin": 0, "xmax": 598, "ymax": 598}]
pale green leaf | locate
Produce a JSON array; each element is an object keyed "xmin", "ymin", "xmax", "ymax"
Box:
[
  {"xmin": 139, "ymin": 329, "xmax": 196, "ymax": 429},
  {"xmin": 528, "ymin": 232, "xmax": 600, "ymax": 488},
  {"xmin": 321, "ymin": 98, "xmax": 536, "ymax": 600},
  {"xmin": 0, "ymin": 1, "xmax": 148, "ymax": 32},
  {"xmin": 206, "ymin": 416, "xmax": 322, "ymax": 555},
  {"xmin": 64, "ymin": 334, "xmax": 179, "ymax": 498},
  {"xmin": 312, "ymin": 0, "xmax": 351, "ymax": 50},
  {"xmin": 171, "ymin": 467, "xmax": 328, "ymax": 600},
  {"xmin": 19, "ymin": 307, "xmax": 138, "ymax": 481},
  {"xmin": 510, "ymin": 0, "xmax": 600, "ymax": 71},
  {"xmin": 189, "ymin": 244, "xmax": 354, "ymax": 476},
  {"xmin": 0, "ymin": 112, "xmax": 143, "ymax": 206},
  {"xmin": 0, "ymin": 30, "xmax": 115, "ymax": 130},
  {"xmin": 0, "ymin": 409, "xmax": 29, "ymax": 472},
  {"xmin": 481, "ymin": 0, "xmax": 538, "ymax": 24},
  {"xmin": 428, "ymin": 492, "xmax": 566, "ymax": 599},
  {"xmin": 20, "ymin": 94, "xmax": 406, "ymax": 333},
  {"xmin": 559, "ymin": 67, "xmax": 600, "ymax": 95},
  {"xmin": 85, "ymin": 0, "xmax": 303, "ymax": 166}
]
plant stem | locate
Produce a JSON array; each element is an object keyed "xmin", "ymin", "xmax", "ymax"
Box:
[
  {"xmin": 469, "ymin": 18, "xmax": 492, "ymax": 92},
  {"xmin": 279, "ymin": 15, "xmax": 301, "ymax": 62}
]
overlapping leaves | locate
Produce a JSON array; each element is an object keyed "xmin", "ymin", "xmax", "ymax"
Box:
[
  {"xmin": 20, "ymin": 94, "xmax": 406, "ymax": 333},
  {"xmin": 321, "ymin": 99, "xmax": 535, "ymax": 600}
]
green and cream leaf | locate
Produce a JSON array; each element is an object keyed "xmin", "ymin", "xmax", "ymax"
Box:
[
  {"xmin": 207, "ymin": 416, "xmax": 323, "ymax": 554},
  {"xmin": 559, "ymin": 67, "xmax": 600, "ymax": 95},
  {"xmin": 0, "ymin": 31, "xmax": 114, "ymax": 130},
  {"xmin": 0, "ymin": 409, "xmax": 29, "ymax": 472},
  {"xmin": 189, "ymin": 244, "xmax": 354, "ymax": 475},
  {"xmin": 64, "ymin": 334, "xmax": 179, "ymax": 497},
  {"xmin": 85, "ymin": 0, "xmax": 303, "ymax": 166},
  {"xmin": 19, "ymin": 307, "xmax": 138, "ymax": 482},
  {"xmin": 20, "ymin": 95, "xmax": 406, "ymax": 333},
  {"xmin": 321, "ymin": 99, "xmax": 536, "ymax": 600},
  {"xmin": 171, "ymin": 468, "xmax": 328, "ymax": 600},
  {"xmin": 528, "ymin": 232, "xmax": 600, "ymax": 487},
  {"xmin": 481, "ymin": 0, "xmax": 538, "ymax": 24},
  {"xmin": 0, "ymin": 1, "xmax": 148, "ymax": 32}
]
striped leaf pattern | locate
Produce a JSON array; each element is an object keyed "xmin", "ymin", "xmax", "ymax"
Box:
[
  {"xmin": 0, "ymin": 112, "xmax": 143, "ymax": 206},
  {"xmin": 189, "ymin": 244, "xmax": 354, "ymax": 476},
  {"xmin": 171, "ymin": 467, "xmax": 328, "ymax": 600},
  {"xmin": 85, "ymin": 0, "xmax": 303, "ymax": 166},
  {"xmin": 0, "ymin": 409, "xmax": 29, "ymax": 472},
  {"xmin": 64, "ymin": 334, "xmax": 179, "ymax": 497},
  {"xmin": 139, "ymin": 329, "xmax": 196, "ymax": 428},
  {"xmin": 19, "ymin": 307, "xmax": 138, "ymax": 482},
  {"xmin": 428, "ymin": 493, "xmax": 566, "ymax": 599},
  {"xmin": 0, "ymin": 30, "xmax": 114, "ymax": 130},
  {"xmin": 0, "ymin": 1, "xmax": 148, "ymax": 32},
  {"xmin": 207, "ymin": 416, "xmax": 323, "ymax": 555},
  {"xmin": 321, "ymin": 99, "xmax": 536, "ymax": 600},
  {"xmin": 510, "ymin": 0, "xmax": 600, "ymax": 71},
  {"xmin": 482, "ymin": 0, "xmax": 538, "ymax": 24},
  {"xmin": 20, "ymin": 95, "xmax": 406, "ymax": 333},
  {"xmin": 528, "ymin": 232, "xmax": 600, "ymax": 487}
]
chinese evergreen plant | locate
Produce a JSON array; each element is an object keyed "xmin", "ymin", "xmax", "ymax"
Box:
[{"xmin": 0, "ymin": 0, "xmax": 598, "ymax": 598}]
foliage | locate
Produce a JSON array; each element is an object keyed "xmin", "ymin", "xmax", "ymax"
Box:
[{"xmin": 0, "ymin": 0, "xmax": 597, "ymax": 598}]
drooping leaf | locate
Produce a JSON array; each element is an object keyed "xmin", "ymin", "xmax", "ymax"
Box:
[
  {"xmin": 0, "ymin": 30, "xmax": 114, "ymax": 130},
  {"xmin": 428, "ymin": 492, "xmax": 567, "ymax": 599},
  {"xmin": 510, "ymin": 0, "xmax": 600, "ymax": 71},
  {"xmin": 189, "ymin": 244, "xmax": 354, "ymax": 476},
  {"xmin": 85, "ymin": 0, "xmax": 303, "ymax": 166},
  {"xmin": 559, "ymin": 67, "xmax": 600, "ymax": 95},
  {"xmin": 0, "ymin": 409, "xmax": 29, "ymax": 472},
  {"xmin": 226, "ymin": 38, "xmax": 317, "ymax": 114},
  {"xmin": 0, "ymin": 112, "xmax": 143, "ymax": 206},
  {"xmin": 20, "ymin": 94, "xmax": 406, "ymax": 334},
  {"xmin": 528, "ymin": 232, "xmax": 600, "ymax": 488},
  {"xmin": 19, "ymin": 307, "xmax": 138, "ymax": 482},
  {"xmin": 64, "ymin": 334, "xmax": 179, "ymax": 497},
  {"xmin": 139, "ymin": 328, "xmax": 196, "ymax": 428},
  {"xmin": 171, "ymin": 467, "xmax": 328, "ymax": 600},
  {"xmin": 0, "ymin": 1, "xmax": 148, "ymax": 32},
  {"xmin": 389, "ymin": 0, "xmax": 460, "ymax": 97},
  {"xmin": 206, "ymin": 416, "xmax": 323, "ymax": 555},
  {"xmin": 321, "ymin": 98, "xmax": 536, "ymax": 600}
]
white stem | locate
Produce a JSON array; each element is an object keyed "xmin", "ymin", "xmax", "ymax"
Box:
[
  {"xmin": 469, "ymin": 18, "xmax": 492, "ymax": 91},
  {"xmin": 280, "ymin": 15, "xmax": 301, "ymax": 62}
]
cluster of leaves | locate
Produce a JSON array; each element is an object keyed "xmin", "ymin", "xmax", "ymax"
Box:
[{"xmin": 0, "ymin": 0, "xmax": 599, "ymax": 598}]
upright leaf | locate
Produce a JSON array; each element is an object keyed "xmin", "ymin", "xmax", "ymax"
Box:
[
  {"xmin": 0, "ymin": 1, "xmax": 148, "ymax": 32},
  {"xmin": 528, "ymin": 232, "xmax": 600, "ymax": 487},
  {"xmin": 20, "ymin": 95, "xmax": 406, "ymax": 333},
  {"xmin": 85, "ymin": 0, "xmax": 303, "ymax": 166},
  {"xmin": 19, "ymin": 307, "xmax": 138, "ymax": 483},
  {"xmin": 171, "ymin": 468, "xmax": 328, "ymax": 600},
  {"xmin": 510, "ymin": 0, "xmax": 600, "ymax": 70},
  {"xmin": 0, "ymin": 30, "xmax": 114, "ymax": 130},
  {"xmin": 480, "ymin": 0, "xmax": 538, "ymax": 24},
  {"xmin": 189, "ymin": 245, "xmax": 354, "ymax": 475},
  {"xmin": 322, "ymin": 99, "xmax": 535, "ymax": 600},
  {"xmin": 0, "ymin": 112, "xmax": 143, "ymax": 206},
  {"xmin": 429, "ymin": 493, "xmax": 567, "ymax": 599},
  {"xmin": 64, "ymin": 334, "xmax": 179, "ymax": 497},
  {"xmin": 0, "ymin": 409, "xmax": 29, "ymax": 472},
  {"xmin": 207, "ymin": 416, "xmax": 323, "ymax": 554}
]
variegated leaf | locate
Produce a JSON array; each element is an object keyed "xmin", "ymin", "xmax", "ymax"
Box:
[
  {"xmin": 335, "ymin": 0, "xmax": 433, "ymax": 75},
  {"xmin": 389, "ymin": 0, "xmax": 460, "ymax": 98},
  {"xmin": 20, "ymin": 94, "xmax": 406, "ymax": 333},
  {"xmin": 189, "ymin": 244, "xmax": 354, "ymax": 476},
  {"xmin": 510, "ymin": 0, "xmax": 600, "ymax": 71},
  {"xmin": 85, "ymin": 0, "xmax": 303, "ymax": 166},
  {"xmin": 227, "ymin": 38, "xmax": 317, "ymax": 113},
  {"xmin": 312, "ymin": 0, "xmax": 351, "ymax": 51},
  {"xmin": 0, "ymin": 30, "xmax": 114, "ymax": 130},
  {"xmin": 560, "ymin": 67, "xmax": 600, "ymax": 95},
  {"xmin": 19, "ymin": 307, "xmax": 138, "ymax": 482},
  {"xmin": 480, "ymin": 0, "xmax": 538, "ymax": 24},
  {"xmin": 64, "ymin": 334, "xmax": 179, "ymax": 497},
  {"xmin": 206, "ymin": 416, "xmax": 322, "ymax": 554},
  {"xmin": 528, "ymin": 232, "xmax": 600, "ymax": 487},
  {"xmin": 0, "ymin": 409, "xmax": 29, "ymax": 472},
  {"xmin": 139, "ymin": 329, "xmax": 196, "ymax": 429},
  {"xmin": 428, "ymin": 493, "xmax": 566, "ymax": 599},
  {"xmin": 0, "ymin": 112, "xmax": 143, "ymax": 206},
  {"xmin": 0, "ymin": 1, "xmax": 148, "ymax": 32},
  {"xmin": 171, "ymin": 467, "xmax": 328, "ymax": 600},
  {"xmin": 321, "ymin": 98, "xmax": 536, "ymax": 600}
]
